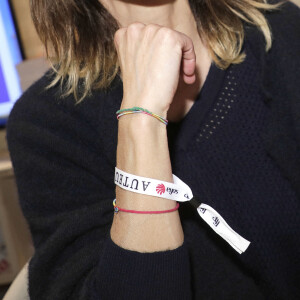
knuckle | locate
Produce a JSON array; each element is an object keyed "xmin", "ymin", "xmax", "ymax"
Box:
[
  {"xmin": 158, "ymin": 27, "xmax": 177, "ymax": 43},
  {"xmin": 145, "ymin": 23, "xmax": 161, "ymax": 30},
  {"xmin": 114, "ymin": 28, "xmax": 125, "ymax": 46},
  {"xmin": 128, "ymin": 21, "xmax": 145, "ymax": 28},
  {"xmin": 126, "ymin": 22, "xmax": 145, "ymax": 38},
  {"xmin": 158, "ymin": 26, "xmax": 172, "ymax": 34},
  {"xmin": 144, "ymin": 23, "xmax": 161, "ymax": 35}
]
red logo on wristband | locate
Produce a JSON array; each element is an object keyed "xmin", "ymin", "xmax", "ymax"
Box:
[{"xmin": 156, "ymin": 184, "xmax": 165, "ymax": 195}]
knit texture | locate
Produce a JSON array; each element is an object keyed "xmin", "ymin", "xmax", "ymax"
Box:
[{"xmin": 6, "ymin": 2, "xmax": 300, "ymax": 299}]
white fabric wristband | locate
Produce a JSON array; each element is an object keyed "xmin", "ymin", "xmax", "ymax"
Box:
[
  {"xmin": 115, "ymin": 167, "xmax": 193, "ymax": 202},
  {"xmin": 114, "ymin": 167, "xmax": 251, "ymax": 254}
]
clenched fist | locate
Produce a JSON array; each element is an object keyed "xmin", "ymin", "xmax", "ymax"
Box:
[{"xmin": 114, "ymin": 22, "xmax": 197, "ymax": 118}]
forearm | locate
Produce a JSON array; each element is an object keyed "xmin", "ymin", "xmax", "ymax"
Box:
[{"xmin": 110, "ymin": 112, "xmax": 184, "ymax": 252}]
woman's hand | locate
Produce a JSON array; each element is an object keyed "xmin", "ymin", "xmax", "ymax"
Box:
[{"xmin": 114, "ymin": 22, "xmax": 197, "ymax": 117}]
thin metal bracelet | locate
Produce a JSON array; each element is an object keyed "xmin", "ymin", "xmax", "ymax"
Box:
[{"xmin": 116, "ymin": 106, "xmax": 168, "ymax": 125}]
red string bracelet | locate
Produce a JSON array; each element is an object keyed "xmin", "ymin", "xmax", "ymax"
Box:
[{"xmin": 113, "ymin": 199, "xmax": 179, "ymax": 214}]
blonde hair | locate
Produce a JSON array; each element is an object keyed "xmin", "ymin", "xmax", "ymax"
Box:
[{"xmin": 30, "ymin": 0, "xmax": 282, "ymax": 102}]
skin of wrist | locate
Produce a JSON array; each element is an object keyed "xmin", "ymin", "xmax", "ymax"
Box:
[
  {"xmin": 116, "ymin": 129, "xmax": 171, "ymax": 179},
  {"xmin": 118, "ymin": 113, "xmax": 168, "ymax": 141}
]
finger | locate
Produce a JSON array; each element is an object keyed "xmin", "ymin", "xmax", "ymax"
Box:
[
  {"xmin": 114, "ymin": 28, "xmax": 127, "ymax": 71},
  {"xmin": 179, "ymin": 65, "xmax": 196, "ymax": 85},
  {"xmin": 182, "ymin": 73, "xmax": 196, "ymax": 85},
  {"xmin": 114, "ymin": 27, "xmax": 126, "ymax": 49},
  {"xmin": 178, "ymin": 34, "xmax": 196, "ymax": 84}
]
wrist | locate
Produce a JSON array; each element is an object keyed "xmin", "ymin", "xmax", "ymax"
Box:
[
  {"xmin": 119, "ymin": 99, "xmax": 169, "ymax": 120},
  {"xmin": 118, "ymin": 112, "xmax": 167, "ymax": 138},
  {"xmin": 116, "ymin": 115, "xmax": 171, "ymax": 180}
]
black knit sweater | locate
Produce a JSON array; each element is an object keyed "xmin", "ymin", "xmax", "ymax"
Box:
[{"xmin": 6, "ymin": 2, "xmax": 300, "ymax": 299}]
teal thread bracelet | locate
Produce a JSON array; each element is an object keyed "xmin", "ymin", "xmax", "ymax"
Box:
[{"xmin": 116, "ymin": 106, "xmax": 168, "ymax": 125}]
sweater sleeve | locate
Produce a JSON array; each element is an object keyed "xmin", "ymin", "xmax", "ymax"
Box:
[
  {"xmin": 262, "ymin": 1, "xmax": 300, "ymax": 198},
  {"xmin": 5, "ymin": 78, "xmax": 192, "ymax": 300},
  {"xmin": 245, "ymin": 0, "xmax": 300, "ymax": 199}
]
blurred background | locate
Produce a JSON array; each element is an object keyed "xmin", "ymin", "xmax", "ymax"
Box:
[
  {"xmin": 0, "ymin": 0, "xmax": 299, "ymax": 298},
  {"xmin": 0, "ymin": 0, "xmax": 48, "ymax": 297}
]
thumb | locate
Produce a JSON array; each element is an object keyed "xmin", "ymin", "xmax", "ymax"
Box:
[{"xmin": 180, "ymin": 37, "xmax": 196, "ymax": 84}]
